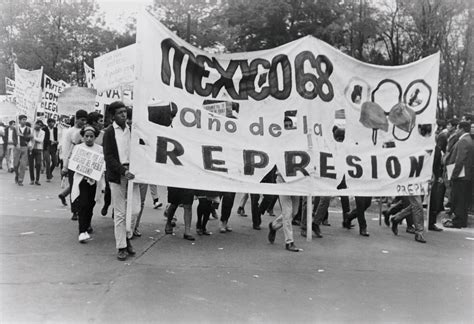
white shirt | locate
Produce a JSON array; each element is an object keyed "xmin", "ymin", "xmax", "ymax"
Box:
[
  {"xmin": 8, "ymin": 129, "xmax": 13, "ymax": 144},
  {"xmin": 113, "ymin": 121, "xmax": 131, "ymax": 164},
  {"xmin": 32, "ymin": 128, "xmax": 45, "ymax": 150},
  {"xmin": 61, "ymin": 126, "xmax": 82, "ymax": 161}
]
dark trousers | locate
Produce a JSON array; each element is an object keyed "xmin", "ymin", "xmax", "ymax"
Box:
[
  {"xmin": 44, "ymin": 145, "xmax": 58, "ymax": 179},
  {"xmin": 78, "ymin": 179, "xmax": 96, "ymax": 233},
  {"xmin": 347, "ymin": 196, "xmax": 372, "ymax": 230},
  {"xmin": 103, "ymin": 180, "xmax": 111, "ymax": 211},
  {"xmin": 197, "ymin": 198, "xmax": 212, "ymax": 231},
  {"xmin": 28, "ymin": 149, "xmax": 42, "ymax": 182},
  {"xmin": 451, "ymin": 179, "xmax": 472, "ymax": 227},
  {"xmin": 340, "ymin": 196, "xmax": 350, "ymax": 214},
  {"xmin": 429, "ymin": 179, "xmax": 445, "ymax": 226},
  {"xmin": 250, "ymin": 194, "xmax": 276, "ymax": 227},
  {"xmin": 220, "ymin": 192, "xmax": 236, "ymax": 223}
]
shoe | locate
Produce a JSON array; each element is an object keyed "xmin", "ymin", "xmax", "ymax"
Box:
[
  {"xmin": 30, "ymin": 181, "xmax": 34, "ymax": 185},
  {"xmin": 415, "ymin": 233, "xmax": 427, "ymax": 243},
  {"xmin": 383, "ymin": 210, "xmax": 390, "ymax": 227},
  {"xmin": 391, "ymin": 219, "xmax": 399, "ymax": 235},
  {"xmin": 406, "ymin": 226, "xmax": 416, "ymax": 234},
  {"xmin": 84, "ymin": 232, "xmax": 91, "ymax": 240},
  {"xmin": 18, "ymin": 182, "xmax": 23, "ymax": 186},
  {"xmin": 342, "ymin": 213, "xmax": 353, "ymax": 229},
  {"xmin": 133, "ymin": 228, "xmax": 141, "ymax": 237},
  {"xmin": 35, "ymin": 181, "xmax": 41, "ymax": 186},
  {"xmin": 285, "ymin": 242, "xmax": 302, "ymax": 252},
  {"xmin": 71, "ymin": 213, "xmax": 78, "ymax": 221},
  {"xmin": 46, "ymin": 179, "xmax": 51, "ymax": 183},
  {"xmin": 202, "ymin": 230, "xmax": 212, "ymax": 236},
  {"xmin": 126, "ymin": 239, "xmax": 136, "ymax": 255},
  {"xmin": 183, "ymin": 234, "xmax": 195, "ymax": 241},
  {"xmin": 300, "ymin": 229, "xmax": 312, "ymax": 238},
  {"xmin": 101, "ymin": 206, "xmax": 108, "ymax": 216},
  {"xmin": 268, "ymin": 223, "xmax": 276, "ymax": 244},
  {"xmin": 58, "ymin": 194, "xmax": 67, "ymax": 206},
  {"xmin": 78, "ymin": 232, "xmax": 88, "ymax": 243},
  {"xmin": 322, "ymin": 220, "xmax": 331, "ymax": 226},
  {"xmin": 14, "ymin": 175, "xmax": 18, "ymax": 183},
  {"xmin": 153, "ymin": 198, "xmax": 163, "ymax": 209},
  {"xmin": 267, "ymin": 209, "xmax": 275, "ymax": 216},
  {"xmin": 197, "ymin": 228, "xmax": 204, "ymax": 235},
  {"xmin": 225, "ymin": 225, "xmax": 232, "ymax": 232},
  {"xmin": 87, "ymin": 226, "xmax": 93, "ymax": 234},
  {"xmin": 9, "ymin": 168, "xmax": 14, "ymax": 173},
  {"xmin": 165, "ymin": 221, "xmax": 173, "ymax": 234},
  {"xmin": 312, "ymin": 223, "xmax": 323, "ymax": 238},
  {"xmin": 219, "ymin": 221, "xmax": 227, "ymax": 233},
  {"xmin": 359, "ymin": 229, "xmax": 370, "ymax": 237},
  {"xmin": 443, "ymin": 222, "xmax": 461, "ymax": 229},
  {"xmin": 253, "ymin": 225, "xmax": 261, "ymax": 230},
  {"xmin": 428, "ymin": 224, "xmax": 443, "ymax": 232},
  {"xmin": 117, "ymin": 248, "xmax": 128, "ymax": 261},
  {"xmin": 237, "ymin": 207, "xmax": 247, "ymax": 217},
  {"xmin": 211, "ymin": 210, "xmax": 219, "ymax": 219}
]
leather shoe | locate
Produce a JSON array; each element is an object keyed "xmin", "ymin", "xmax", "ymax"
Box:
[
  {"xmin": 359, "ymin": 228, "xmax": 370, "ymax": 237},
  {"xmin": 71, "ymin": 213, "xmax": 78, "ymax": 221},
  {"xmin": 101, "ymin": 206, "xmax": 108, "ymax": 216},
  {"xmin": 391, "ymin": 219, "xmax": 399, "ymax": 235},
  {"xmin": 58, "ymin": 194, "xmax": 67, "ymax": 206},
  {"xmin": 253, "ymin": 225, "xmax": 261, "ymax": 230},
  {"xmin": 133, "ymin": 229, "xmax": 142, "ymax": 237},
  {"xmin": 406, "ymin": 226, "xmax": 416, "ymax": 234},
  {"xmin": 312, "ymin": 223, "xmax": 323, "ymax": 238},
  {"xmin": 183, "ymin": 234, "xmax": 195, "ymax": 241},
  {"xmin": 428, "ymin": 224, "xmax": 443, "ymax": 232},
  {"xmin": 382, "ymin": 210, "xmax": 390, "ymax": 226},
  {"xmin": 165, "ymin": 221, "xmax": 173, "ymax": 234},
  {"xmin": 285, "ymin": 242, "xmax": 302, "ymax": 252},
  {"xmin": 268, "ymin": 223, "xmax": 276, "ymax": 244},
  {"xmin": 117, "ymin": 248, "xmax": 127, "ymax": 261},
  {"xmin": 415, "ymin": 233, "xmax": 426, "ymax": 243},
  {"xmin": 126, "ymin": 239, "xmax": 136, "ymax": 255}
]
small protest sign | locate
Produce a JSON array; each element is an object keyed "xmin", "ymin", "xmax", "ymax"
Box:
[
  {"xmin": 68, "ymin": 145, "xmax": 105, "ymax": 182},
  {"xmin": 94, "ymin": 44, "xmax": 136, "ymax": 93}
]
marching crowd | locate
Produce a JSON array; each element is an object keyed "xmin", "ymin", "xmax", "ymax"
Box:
[{"xmin": 0, "ymin": 103, "xmax": 473, "ymax": 261}]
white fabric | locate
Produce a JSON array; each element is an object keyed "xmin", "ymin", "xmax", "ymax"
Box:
[
  {"xmin": 32, "ymin": 129, "xmax": 45, "ymax": 150},
  {"xmin": 113, "ymin": 122, "xmax": 131, "ymax": 164},
  {"xmin": 130, "ymin": 11, "xmax": 440, "ymax": 197}
]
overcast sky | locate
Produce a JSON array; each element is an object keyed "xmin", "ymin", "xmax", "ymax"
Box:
[{"xmin": 96, "ymin": 0, "xmax": 153, "ymax": 31}]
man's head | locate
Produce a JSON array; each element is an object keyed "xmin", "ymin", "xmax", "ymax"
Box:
[
  {"xmin": 75, "ymin": 110, "xmax": 88, "ymax": 128},
  {"xmin": 34, "ymin": 120, "xmax": 43, "ymax": 130},
  {"xmin": 109, "ymin": 101, "xmax": 127, "ymax": 127},
  {"xmin": 18, "ymin": 115, "xmax": 27, "ymax": 126},
  {"xmin": 458, "ymin": 121, "xmax": 471, "ymax": 134},
  {"xmin": 8, "ymin": 120, "xmax": 15, "ymax": 128},
  {"xmin": 47, "ymin": 118, "xmax": 55, "ymax": 128},
  {"xmin": 87, "ymin": 112, "xmax": 104, "ymax": 130},
  {"xmin": 447, "ymin": 118, "xmax": 459, "ymax": 132}
]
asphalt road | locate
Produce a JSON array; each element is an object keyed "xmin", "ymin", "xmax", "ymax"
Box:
[{"xmin": 0, "ymin": 169, "xmax": 473, "ymax": 323}]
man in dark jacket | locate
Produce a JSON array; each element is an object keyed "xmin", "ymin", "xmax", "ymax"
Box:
[
  {"xmin": 43, "ymin": 118, "xmax": 59, "ymax": 182},
  {"xmin": 103, "ymin": 101, "xmax": 140, "ymax": 261},
  {"xmin": 13, "ymin": 115, "xmax": 32, "ymax": 186}
]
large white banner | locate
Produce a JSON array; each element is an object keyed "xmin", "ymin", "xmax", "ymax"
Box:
[
  {"xmin": 94, "ymin": 44, "xmax": 136, "ymax": 93},
  {"xmin": 5, "ymin": 77, "xmax": 15, "ymax": 96},
  {"xmin": 14, "ymin": 64, "xmax": 43, "ymax": 121},
  {"xmin": 41, "ymin": 74, "xmax": 67, "ymax": 120},
  {"xmin": 130, "ymin": 12, "xmax": 440, "ymax": 196}
]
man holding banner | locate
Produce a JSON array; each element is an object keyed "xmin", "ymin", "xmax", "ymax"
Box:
[{"xmin": 103, "ymin": 101, "xmax": 140, "ymax": 261}]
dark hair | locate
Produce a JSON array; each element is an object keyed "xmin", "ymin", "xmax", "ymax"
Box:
[
  {"xmin": 80, "ymin": 125, "xmax": 100, "ymax": 137},
  {"xmin": 18, "ymin": 114, "xmax": 27, "ymax": 120},
  {"xmin": 9, "ymin": 120, "xmax": 15, "ymax": 126},
  {"xmin": 436, "ymin": 119, "xmax": 447, "ymax": 128},
  {"xmin": 127, "ymin": 108, "xmax": 133, "ymax": 119},
  {"xmin": 109, "ymin": 101, "xmax": 126, "ymax": 115},
  {"xmin": 75, "ymin": 109, "xmax": 88, "ymax": 119},
  {"xmin": 35, "ymin": 120, "xmax": 44, "ymax": 126},
  {"xmin": 458, "ymin": 121, "xmax": 471, "ymax": 133},
  {"xmin": 47, "ymin": 118, "xmax": 55, "ymax": 124},
  {"xmin": 448, "ymin": 118, "xmax": 459, "ymax": 127},
  {"xmin": 87, "ymin": 111, "xmax": 101, "ymax": 124},
  {"xmin": 25, "ymin": 122, "xmax": 31, "ymax": 127}
]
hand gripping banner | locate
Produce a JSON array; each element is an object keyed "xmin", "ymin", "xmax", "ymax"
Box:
[{"xmin": 130, "ymin": 11, "xmax": 439, "ymax": 196}]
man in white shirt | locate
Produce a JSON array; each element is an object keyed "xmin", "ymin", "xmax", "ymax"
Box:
[
  {"xmin": 103, "ymin": 101, "xmax": 140, "ymax": 261},
  {"xmin": 4, "ymin": 120, "xmax": 16, "ymax": 172},
  {"xmin": 13, "ymin": 115, "xmax": 32, "ymax": 186},
  {"xmin": 29, "ymin": 120, "xmax": 45, "ymax": 185}
]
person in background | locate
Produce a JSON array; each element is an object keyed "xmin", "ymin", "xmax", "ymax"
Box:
[
  {"xmin": 4, "ymin": 120, "xmax": 17, "ymax": 173},
  {"xmin": 0, "ymin": 122, "xmax": 5, "ymax": 169},
  {"xmin": 390, "ymin": 196, "xmax": 427, "ymax": 243},
  {"xmin": 13, "ymin": 115, "xmax": 32, "ymax": 186},
  {"xmin": 343, "ymin": 196, "xmax": 371, "ymax": 237},
  {"xmin": 61, "ymin": 110, "xmax": 88, "ymax": 220},
  {"xmin": 28, "ymin": 120, "xmax": 45, "ymax": 185},
  {"xmin": 43, "ymin": 118, "xmax": 59, "ymax": 182},
  {"xmin": 103, "ymin": 101, "xmax": 140, "ymax": 261}
]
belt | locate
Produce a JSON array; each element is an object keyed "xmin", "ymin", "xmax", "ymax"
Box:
[{"xmin": 122, "ymin": 163, "xmax": 130, "ymax": 167}]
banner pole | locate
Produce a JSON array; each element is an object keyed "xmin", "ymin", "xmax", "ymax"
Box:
[
  {"xmin": 306, "ymin": 195, "xmax": 312, "ymax": 242},
  {"xmin": 126, "ymin": 180, "xmax": 134, "ymax": 233},
  {"xmin": 379, "ymin": 197, "xmax": 382, "ymax": 226}
]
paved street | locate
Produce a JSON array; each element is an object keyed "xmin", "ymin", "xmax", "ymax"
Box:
[{"xmin": 0, "ymin": 169, "xmax": 473, "ymax": 323}]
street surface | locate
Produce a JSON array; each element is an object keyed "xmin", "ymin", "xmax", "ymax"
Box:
[{"xmin": 0, "ymin": 169, "xmax": 473, "ymax": 323}]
